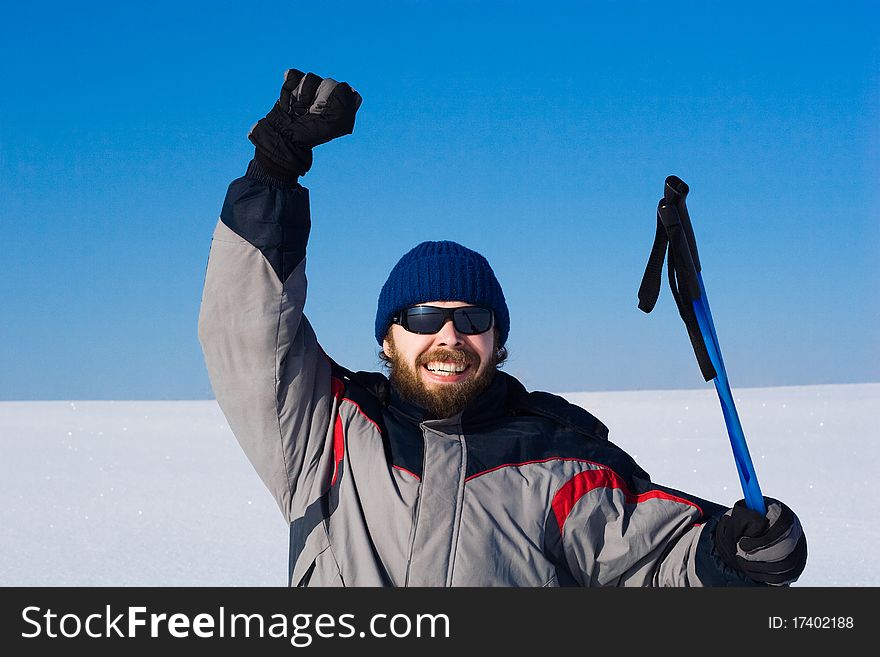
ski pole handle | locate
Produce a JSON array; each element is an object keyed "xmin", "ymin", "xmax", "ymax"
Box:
[{"xmin": 663, "ymin": 175, "xmax": 702, "ymax": 272}]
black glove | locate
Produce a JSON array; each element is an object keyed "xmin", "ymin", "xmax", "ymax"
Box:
[
  {"xmin": 248, "ymin": 69, "xmax": 362, "ymax": 181},
  {"xmin": 715, "ymin": 497, "xmax": 807, "ymax": 586}
]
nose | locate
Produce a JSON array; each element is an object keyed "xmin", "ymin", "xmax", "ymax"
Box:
[{"xmin": 434, "ymin": 317, "xmax": 464, "ymax": 346}]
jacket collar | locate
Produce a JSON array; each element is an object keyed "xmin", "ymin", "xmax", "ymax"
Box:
[{"xmin": 386, "ymin": 370, "xmax": 609, "ymax": 441}]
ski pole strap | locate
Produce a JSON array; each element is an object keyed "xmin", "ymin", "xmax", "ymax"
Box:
[
  {"xmin": 637, "ymin": 188, "xmax": 717, "ymax": 382},
  {"xmin": 636, "ymin": 211, "xmax": 668, "ymax": 314}
]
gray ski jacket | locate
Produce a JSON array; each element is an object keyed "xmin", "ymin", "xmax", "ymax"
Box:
[{"xmin": 198, "ymin": 163, "xmax": 756, "ymax": 587}]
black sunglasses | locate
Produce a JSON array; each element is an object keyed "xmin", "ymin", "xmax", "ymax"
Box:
[{"xmin": 392, "ymin": 305, "xmax": 494, "ymax": 335}]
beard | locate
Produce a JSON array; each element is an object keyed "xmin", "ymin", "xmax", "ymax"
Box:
[{"xmin": 386, "ymin": 337, "xmax": 499, "ymax": 420}]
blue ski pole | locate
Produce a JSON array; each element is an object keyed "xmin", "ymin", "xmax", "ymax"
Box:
[{"xmin": 637, "ymin": 176, "xmax": 765, "ymax": 514}]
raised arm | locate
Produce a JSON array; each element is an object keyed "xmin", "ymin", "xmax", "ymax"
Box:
[{"xmin": 198, "ymin": 70, "xmax": 361, "ymax": 522}]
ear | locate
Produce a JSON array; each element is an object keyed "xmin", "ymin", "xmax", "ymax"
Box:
[{"xmin": 382, "ymin": 338, "xmax": 392, "ymax": 358}]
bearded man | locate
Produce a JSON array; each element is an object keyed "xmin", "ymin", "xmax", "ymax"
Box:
[{"xmin": 198, "ymin": 69, "xmax": 807, "ymax": 587}]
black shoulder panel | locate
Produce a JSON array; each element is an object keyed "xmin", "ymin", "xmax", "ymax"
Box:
[
  {"xmin": 501, "ymin": 372, "xmax": 609, "ymax": 441},
  {"xmin": 219, "ymin": 173, "xmax": 311, "ymax": 283},
  {"xmin": 464, "ymin": 412, "xmax": 649, "ymax": 483},
  {"xmin": 464, "ymin": 372, "xmax": 644, "ymax": 483},
  {"xmin": 517, "ymin": 390, "xmax": 610, "ymax": 441}
]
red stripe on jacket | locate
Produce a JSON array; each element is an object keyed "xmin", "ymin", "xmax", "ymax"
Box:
[
  {"xmin": 393, "ymin": 464, "xmax": 421, "ymax": 480},
  {"xmin": 465, "ymin": 456, "xmax": 596, "ymax": 482},
  {"xmin": 551, "ymin": 467, "xmax": 703, "ymax": 534},
  {"xmin": 329, "ymin": 376, "xmax": 389, "ymax": 486},
  {"xmin": 330, "ymin": 377, "xmax": 346, "ymax": 486}
]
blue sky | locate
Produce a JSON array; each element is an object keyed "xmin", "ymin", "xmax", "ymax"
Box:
[{"xmin": 1, "ymin": 1, "xmax": 877, "ymax": 399}]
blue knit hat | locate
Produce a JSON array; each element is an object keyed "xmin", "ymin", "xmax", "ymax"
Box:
[{"xmin": 375, "ymin": 240, "xmax": 510, "ymax": 346}]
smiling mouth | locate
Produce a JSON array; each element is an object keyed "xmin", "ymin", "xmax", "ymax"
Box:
[{"xmin": 422, "ymin": 361, "xmax": 471, "ymax": 378}]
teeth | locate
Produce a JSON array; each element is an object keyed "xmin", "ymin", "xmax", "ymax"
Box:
[{"xmin": 425, "ymin": 361, "xmax": 467, "ymax": 375}]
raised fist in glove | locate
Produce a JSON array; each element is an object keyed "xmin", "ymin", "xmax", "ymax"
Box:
[
  {"xmin": 248, "ymin": 69, "xmax": 362, "ymax": 181},
  {"xmin": 715, "ymin": 497, "xmax": 807, "ymax": 586}
]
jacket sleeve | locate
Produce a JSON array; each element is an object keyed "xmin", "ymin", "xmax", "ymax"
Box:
[
  {"xmin": 197, "ymin": 160, "xmax": 338, "ymax": 524},
  {"xmin": 556, "ymin": 468, "xmax": 761, "ymax": 586}
]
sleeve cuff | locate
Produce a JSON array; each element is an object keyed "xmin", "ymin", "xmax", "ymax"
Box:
[
  {"xmin": 694, "ymin": 512, "xmax": 768, "ymax": 587},
  {"xmin": 245, "ymin": 156, "xmax": 299, "ymax": 189}
]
